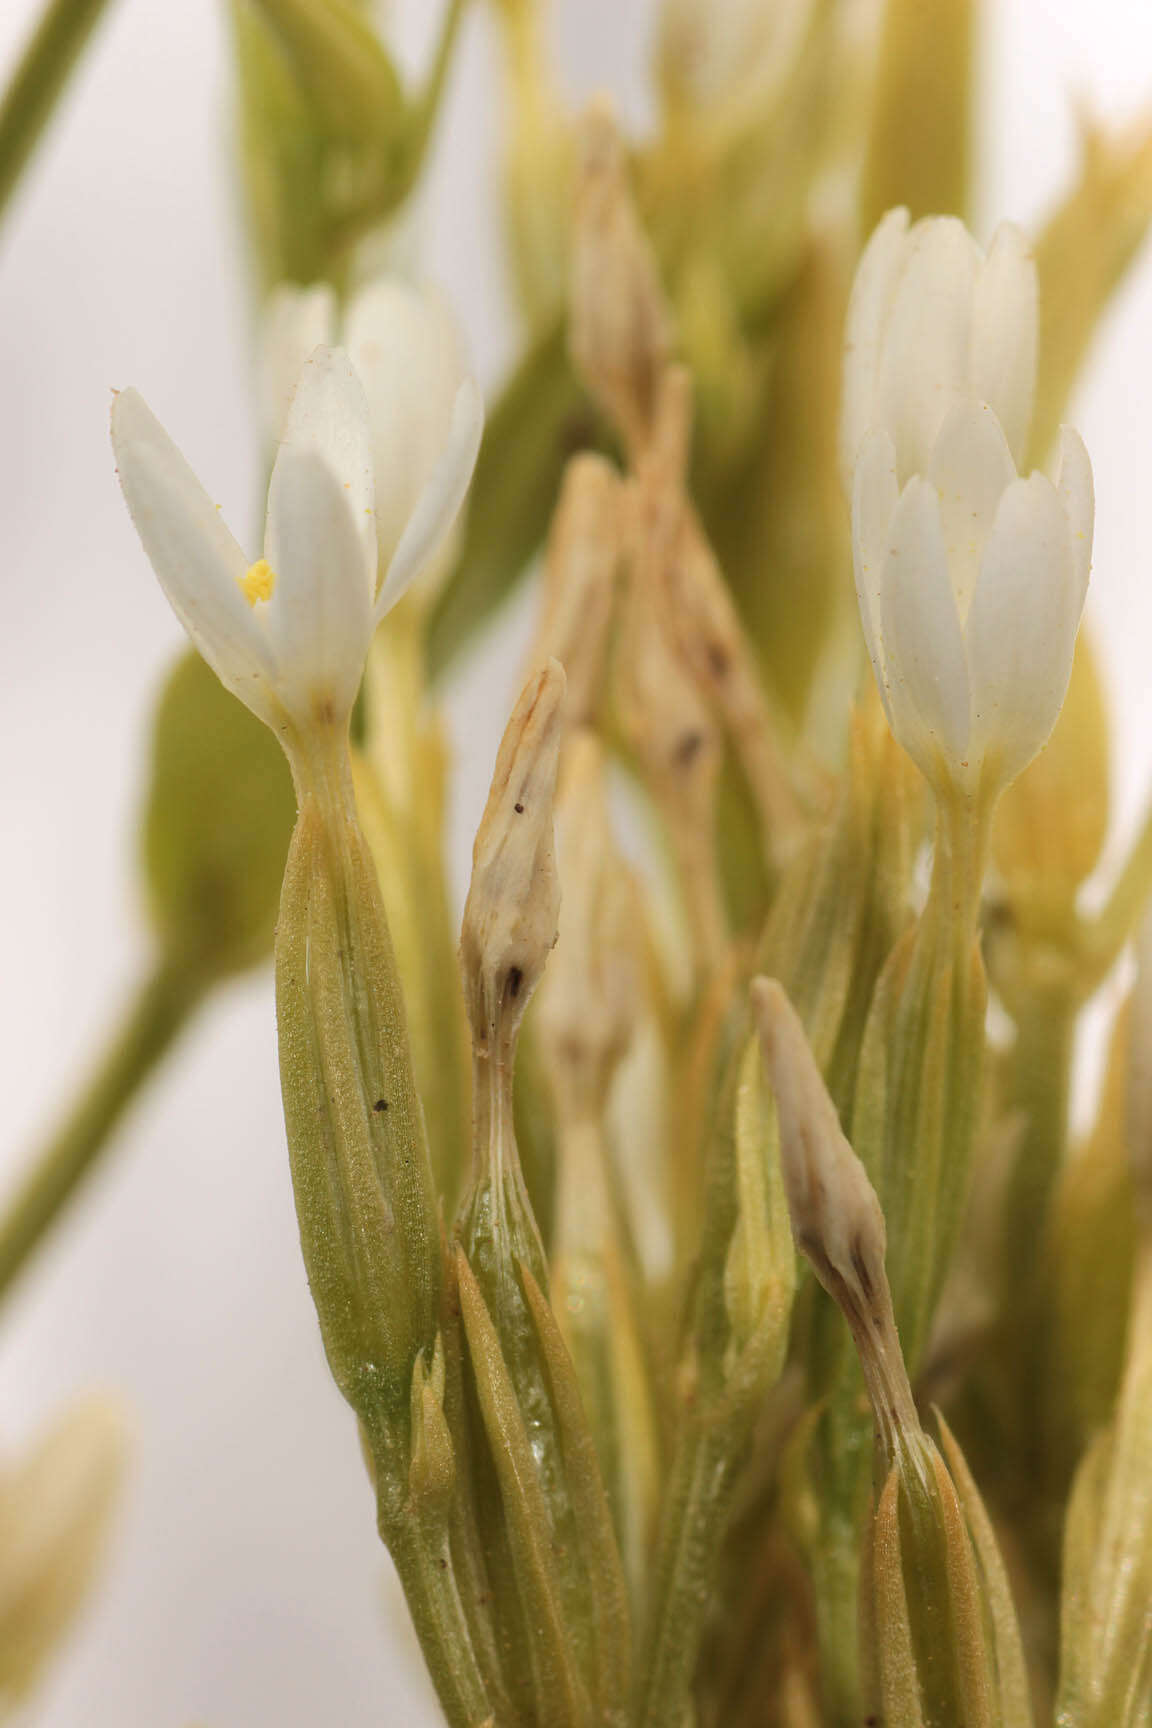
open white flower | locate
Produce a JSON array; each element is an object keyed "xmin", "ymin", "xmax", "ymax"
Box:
[
  {"xmin": 113, "ymin": 343, "xmax": 482, "ymax": 744},
  {"xmin": 843, "ymin": 210, "xmax": 1094, "ymax": 798},
  {"xmin": 260, "ymin": 277, "xmax": 476, "ymax": 589}
]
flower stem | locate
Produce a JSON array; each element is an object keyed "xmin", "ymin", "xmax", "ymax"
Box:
[
  {"xmin": 0, "ymin": 0, "xmax": 117, "ymax": 227},
  {"xmin": 0, "ymin": 956, "xmax": 203, "ymax": 1303}
]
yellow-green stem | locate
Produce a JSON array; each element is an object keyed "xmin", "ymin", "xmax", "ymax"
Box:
[
  {"xmin": 0, "ymin": 956, "xmax": 204, "ymax": 1302},
  {"xmin": 0, "ymin": 0, "xmax": 116, "ymax": 225}
]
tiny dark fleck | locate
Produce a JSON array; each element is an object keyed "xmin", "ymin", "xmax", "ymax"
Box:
[
  {"xmin": 373, "ymin": 1098, "xmax": 389, "ymax": 1113},
  {"xmin": 707, "ymin": 643, "xmax": 730, "ymax": 679},
  {"xmin": 508, "ymin": 966, "xmax": 524, "ymax": 1000},
  {"xmin": 514, "ymin": 801, "xmax": 525, "ymax": 814},
  {"xmin": 675, "ymin": 730, "xmax": 705, "ymax": 766}
]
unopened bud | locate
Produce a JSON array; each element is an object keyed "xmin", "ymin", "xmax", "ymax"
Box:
[
  {"xmin": 0, "ymin": 1399, "xmax": 126, "ymax": 1706},
  {"xmin": 538, "ymin": 733, "xmax": 638, "ymax": 1100},
  {"xmin": 569, "ymin": 101, "xmax": 673, "ymax": 455},
  {"xmin": 530, "ymin": 456, "xmax": 623, "ymax": 731},
  {"xmin": 460, "ymin": 660, "xmax": 566, "ymax": 1072},
  {"xmin": 616, "ymin": 474, "xmax": 727, "ymax": 976},
  {"xmin": 751, "ymin": 976, "xmax": 916, "ymax": 1464},
  {"xmin": 246, "ymin": 0, "xmax": 403, "ymax": 147}
]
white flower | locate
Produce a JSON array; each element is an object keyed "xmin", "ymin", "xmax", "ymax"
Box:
[
  {"xmin": 112, "ymin": 342, "xmax": 482, "ymax": 742},
  {"xmin": 259, "ymin": 276, "xmax": 476, "ymax": 588},
  {"xmin": 658, "ymin": 0, "xmax": 811, "ymax": 110},
  {"xmin": 843, "ymin": 210, "xmax": 1094, "ymax": 797}
]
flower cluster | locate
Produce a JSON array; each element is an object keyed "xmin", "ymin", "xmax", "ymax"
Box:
[{"xmin": 842, "ymin": 210, "xmax": 1094, "ymax": 800}]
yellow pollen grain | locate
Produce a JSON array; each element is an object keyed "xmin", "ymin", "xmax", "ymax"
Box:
[{"xmin": 238, "ymin": 558, "xmax": 277, "ymax": 607}]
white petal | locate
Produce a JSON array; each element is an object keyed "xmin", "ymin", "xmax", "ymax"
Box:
[
  {"xmin": 276, "ymin": 345, "xmax": 377, "ymax": 580},
  {"xmin": 970, "ymin": 223, "xmax": 1037, "ymax": 470},
  {"xmin": 1054, "ymin": 424, "xmax": 1094, "ymax": 607},
  {"xmin": 263, "ymin": 348, "xmax": 377, "ymax": 723},
  {"xmin": 375, "ymin": 376, "xmax": 485, "ymax": 619},
  {"xmin": 851, "ymin": 427, "xmax": 899, "ymax": 698},
  {"xmin": 344, "ymin": 279, "xmax": 470, "ymax": 568},
  {"xmin": 927, "ymin": 399, "xmax": 1017, "ymax": 622},
  {"xmin": 878, "ymin": 477, "xmax": 971, "ymax": 782},
  {"xmin": 840, "ymin": 207, "xmax": 910, "ymax": 493},
  {"xmin": 257, "ymin": 283, "xmax": 338, "ymax": 450},
  {"xmin": 877, "ymin": 216, "xmax": 984, "ymax": 482},
  {"xmin": 966, "ymin": 472, "xmax": 1080, "ymax": 788},
  {"xmin": 110, "ymin": 388, "xmax": 277, "ymax": 721}
]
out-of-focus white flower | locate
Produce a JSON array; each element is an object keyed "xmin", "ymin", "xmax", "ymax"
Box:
[
  {"xmin": 113, "ymin": 341, "xmax": 482, "ymax": 744},
  {"xmin": 658, "ymin": 0, "xmax": 812, "ymax": 111},
  {"xmin": 259, "ymin": 278, "xmax": 476, "ymax": 585},
  {"xmin": 842, "ymin": 210, "xmax": 1094, "ymax": 798}
]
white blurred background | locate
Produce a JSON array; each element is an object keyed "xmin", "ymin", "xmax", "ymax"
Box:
[{"xmin": 1, "ymin": 2, "xmax": 1151, "ymax": 1723}]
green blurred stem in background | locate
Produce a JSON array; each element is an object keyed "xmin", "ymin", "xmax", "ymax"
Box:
[
  {"xmin": 0, "ymin": 957, "xmax": 204, "ymax": 1303},
  {"xmin": 0, "ymin": 0, "xmax": 117, "ymax": 228}
]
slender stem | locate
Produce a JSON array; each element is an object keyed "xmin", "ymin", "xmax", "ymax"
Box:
[
  {"xmin": 0, "ymin": 955, "xmax": 203, "ymax": 1303},
  {"xmin": 0, "ymin": 0, "xmax": 117, "ymax": 227},
  {"xmin": 403, "ymin": 0, "xmax": 468, "ymax": 177}
]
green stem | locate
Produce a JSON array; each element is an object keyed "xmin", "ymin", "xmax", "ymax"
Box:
[
  {"xmin": 0, "ymin": 0, "xmax": 117, "ymax": 227},
  {"xmin": 0, "ymin": 956, "xmax": 202, "ymax": 1302},
  {"xmin": 384, "ymin": 1516, "xmax": 497, "ymax": 1728},
  {"xmin": 411, "ymin": 0, "xmax": 468, "ymax": 151}
]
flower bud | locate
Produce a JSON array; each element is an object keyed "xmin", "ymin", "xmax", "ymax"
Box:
[
  {"xmin": 615, "ymin": 462, "xmax": 727, "ymax": 979},
  {"xmin": 656, "ymin": 0, "xmax": 812, "ymax": 113},
  {"xmin": 529, "ymin": 454, "xmax": 623, "ymax": 732},
  {"xmin": 569, "ymin": 101, "xmax": 673, "ymax": 455},
  {"xmin": 0, "ymin": 1399, "xmax": 126, "ymax": 1706},
  {"xmin": 459, "ymin": 660, "xmax": 565, "ymax": 1080},
  {"xmin": 243, "ymin": 0, "xmax": 403, "ymax": 148}
]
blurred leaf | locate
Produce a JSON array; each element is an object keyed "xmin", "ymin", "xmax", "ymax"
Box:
[
  {"xmin": 860, "ymin": 0, "xmax": 974, "ymax": 228},
  {"xmin": 143, "ymin": 649, "xmax": 295, "ymax": 977},
  {"xmin": 1031, "ymin": 113, "xmax": 1152, "ymax": 465}
]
